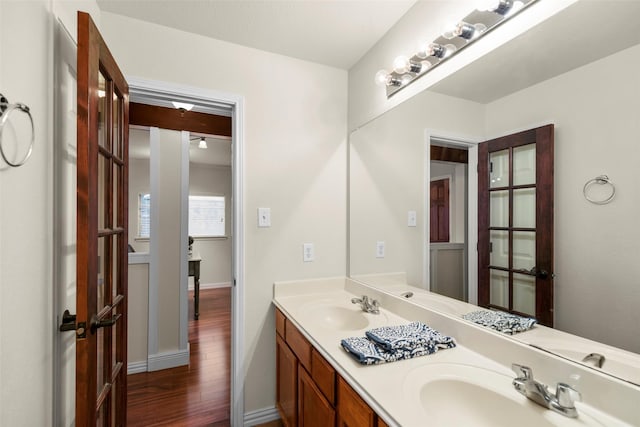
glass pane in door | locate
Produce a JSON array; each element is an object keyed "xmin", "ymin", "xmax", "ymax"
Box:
[
  {"xmin": 489, "ymin": 230, "xmax": 508, "ymax": 268},
  {"xmin": 490, "ymin": 190, "xmax": 509, "ymax": 227},
  {"xmin": 98, "ymin": 236, "xmax": 106, "ymax": 311},
  {"xmin": 513, "ymin": 188, "xmax": 535, "ymax": 228},
  {"xmin": 489, "ymin": 269, "xmax": 509, "ymax": 308},
  {"xmin": 96, "ymin": 326, "xmax": 105, "ymax": 396},
  {"xmin": 98, "ymin": 72, "xmax": 107, "ymax": 148},
  {"xmin": 513, "ymin": 273, "xmax": 535, "ymax": 316},
  {"xmin": 112, "ymin": 163, "xmax": 119, "ymax": 228},
  {"xmin": 113, "ymin": 95, "xmax": 121, "ymax": 159},
  {"xmin": 489, "ymin": 149, "xmax": 509, "ymax": 188},
  {"xmin": 98, "ymin": 154, "xmax": 107, "ymax": 230},
  {"xmin": 513, "ymin": 144, "xmax": 536, "ymax": 185},
  {"xmin": 112, "ymin": 234, "xmax": 120, "ymax": 299},
  {"xmin": 513, "ymin": 231, "xmax": 535, "ymax": 271},
  {"xmin": 112, "ymin": 308, "xmax": 118, "ymax": 367}
]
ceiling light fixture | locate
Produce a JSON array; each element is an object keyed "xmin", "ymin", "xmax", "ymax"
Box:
[
  {"xmin": 376, "ymin": 0, "xmax": 538, "ymax": 97},
  {"xmin": 171, "ymin": 101, "xmax": 194, "ymax": 111},
  {"xmin": 190, "ymin": 136, "xmax": 208, "ymax": 149}
]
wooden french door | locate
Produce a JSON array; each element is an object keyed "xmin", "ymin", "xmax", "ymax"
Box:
[
  {"xmin": 478, "ymin": 125, "xmax": 554, "ymax": 326},
  {"xmin": 430, "ymin": 178, "xmax": 450, "ymax": 243},
  {"xmin": 76, "ymin": 11, "xmax": 129, "ymax": 425}
]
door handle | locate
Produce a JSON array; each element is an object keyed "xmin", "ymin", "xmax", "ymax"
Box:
[
  {"xmin": 90, "ymin": 313, "xmax": 122, "ymax": 334},
  {"xmin": 516, "ymin": 267, "xmax": 550, "ymax": 279}
]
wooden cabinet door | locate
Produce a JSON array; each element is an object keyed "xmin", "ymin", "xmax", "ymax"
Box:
[
  {"xmin": 337, "ymin": 376, "xmax": 375, "ymax": 427},
  {"xmin": 298, "ymin": 366, "xmax": 336, "ymax": 427},
  {"xmin": 276, "ymin": 335, "xmax": 298, "ymax": 427}
]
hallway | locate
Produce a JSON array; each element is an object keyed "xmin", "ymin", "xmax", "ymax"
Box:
[{"xmin": 127, "ymin": 288, "xmax": 231, "ymax": 426}]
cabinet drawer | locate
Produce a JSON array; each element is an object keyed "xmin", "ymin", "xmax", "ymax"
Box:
[
  {"xmin": 311, "ymin": 348, "xmax": 336, "ymax": 405},
  {"xmin": 337, "ymin": 376, "xmax": 375, "ymax": 427},
  {"xmin": 276, "ymin": 308, "xmax": 286, "ymax": 338},
  {"xmin": 285, "ymin": 319, "xmax": 312, "ymax": 371}
]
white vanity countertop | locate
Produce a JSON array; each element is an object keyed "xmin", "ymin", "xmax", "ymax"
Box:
[
  {"xmin": 353, "ymin": 274, "xmax": 640, "ymax": 388},
  {"xmin": 273, "ymin": 277, "xmax": 639, "ymax": 427}
]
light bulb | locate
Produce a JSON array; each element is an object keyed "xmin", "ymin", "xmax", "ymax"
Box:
[
  {"xmin": 375, "ymin": 70, "xmax": 390, "ymax": 86},
  {"xmin": 478, "ymin": 0, "xmax": 523, "ymax": 16},
  {"xmin": 198, "ymin": 137, "xmax": 207, "ymax": 149},
  {"xmin": 453, "ymin": 22, "xmax": 487, "ymax": 40},
  {"xmin": 393, "ymin": 56, "xmax": 411, "ymax": 74}
]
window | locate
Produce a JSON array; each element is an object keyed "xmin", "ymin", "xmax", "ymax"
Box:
[
  {"xmin": 136, "ymin": 194, "xmax": 225, "ymax": 239},
  {"xmin": 138, "ymin": 193, "xmax": 151, "ymax": 238},
  {"xmin": 188, "ymin": 195, "xmax": 225, "ymax": 237}
]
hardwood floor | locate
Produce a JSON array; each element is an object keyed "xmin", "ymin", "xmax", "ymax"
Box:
[{"xmin": 127, "ymin": 287, "xmax": 231, "ymax": 426}]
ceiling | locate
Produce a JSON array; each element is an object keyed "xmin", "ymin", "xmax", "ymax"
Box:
[
  {"xmin": 430, "ymin": 1, "xmax": 640, "ymax": 103},
  {"xmin": 97, "ymin": 0, "xmax": 417, "ymax": 69}
]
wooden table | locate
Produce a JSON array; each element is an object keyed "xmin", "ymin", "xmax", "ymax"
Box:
[{"xmin": 188, "ymin": 256, "xmax": 201, "ymax": 320}]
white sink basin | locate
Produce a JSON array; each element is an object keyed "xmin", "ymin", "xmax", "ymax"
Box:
[
  {"xmin": 403, "ymin": 363, "xmax": 604, "ymax": 426},
  {"xmin": 300, "ymin": 300, "xmax": 388, "ymax": 331},
  {"xmin": 530, "ymin": 339, "xmax": 640, "ymax": 386}
]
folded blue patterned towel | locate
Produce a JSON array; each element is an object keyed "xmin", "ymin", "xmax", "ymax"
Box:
[
  {"xmin": 341, "ymin": 322, "xmax": 456, "ymax": 365},
  {"xmin": 340, "ymin": 336, "xmax": 442, "ymax": 365},
  {"xmin": 462, "ymin": 310, "xmax": 536, "ymax": 335},
  {"xmin": 365, "ymin": 321, "xmax": 456, "ymax": 352}
]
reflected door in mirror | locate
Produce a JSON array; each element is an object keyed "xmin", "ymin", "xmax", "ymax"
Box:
[
  {"xmin": 478, "ymin": 125, "xmax": 554, "ymax": 326},
  {"xmin": 430, "ymin": 178, "xmax": 450, "ymax": 243}
]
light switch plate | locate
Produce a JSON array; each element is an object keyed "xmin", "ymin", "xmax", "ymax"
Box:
[
  {"xmin": 408, "ymin": 210, "xmax": 417, "ymax": 227},
  {"xmin": 376, "ymin": 241, "xmax": 385, "ymax": 258},
  {"xmin": 303, "ymin": 243, "xmax": 315, "ymax": 262},
  {"xmin": 258, "ymin": 207, "xmax": 271, "ymax": 227}
]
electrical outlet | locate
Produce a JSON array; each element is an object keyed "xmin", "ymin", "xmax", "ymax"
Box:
[
  {"xmin": 376, "ymin": 241, "xmax": 385, "ymax": 258},
  {"xmin": 258, "ymin": 207, "xmax": 271, "ymax": 227},
  {"xmin": 303, "ymin": 243, "xmax": 315, "ymax": 262},
  {"xmin": 408, "ymin": 210, "xmax": 417, "ymax": 227}
]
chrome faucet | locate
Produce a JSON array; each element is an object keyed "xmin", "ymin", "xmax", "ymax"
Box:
[
  {"xmin": 351, "ymin": 295, "xmax": 380, "ymax": 314},
  {"xmin": 582, "ymin": 352, "xmax": 605, "ymax": 368},
  {"xmin": 512, "ymin": 364, "xmax": 582, "ymax": 418}
]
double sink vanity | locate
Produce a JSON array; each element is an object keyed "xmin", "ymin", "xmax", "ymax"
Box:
[{"xmin": 273, "ymin": 277, "xmax": 640, "ymax": 427}]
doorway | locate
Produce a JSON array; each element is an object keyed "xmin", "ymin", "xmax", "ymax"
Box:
[
  {"xmin": 126, "ymin": 79, "xmax": 245, "ymax": 425},
  {"xmin": 424, "ymin": 131, "xmax": 479, "ymax": 305}
]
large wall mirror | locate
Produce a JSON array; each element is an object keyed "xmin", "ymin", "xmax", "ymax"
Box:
[{"xmin": 349, "ymin": 1, "xmax": 640, "ymax": 384}]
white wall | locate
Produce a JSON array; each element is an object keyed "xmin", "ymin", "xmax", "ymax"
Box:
[
  {"xmin": 99, "ymin": 12, "xmax": 348, "ymax": 413},
  {"xmin": 128, "ymin": 262, "xmax": 149, "ymax": 365},
  {"xmin": 349, "ymin": 91, "xmax": 483, "ymax": 287},
  {"xmin": 0, "ymin": 1, "xmax": 101, "ymax": 425},
  {"xmin": 485, "ymin": 43, "xmax": 640, "ymax": 353}
]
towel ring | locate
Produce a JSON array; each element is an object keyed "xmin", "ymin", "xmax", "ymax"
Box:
[
  {"xmin": 0, "ymin": 93, "xmax": 35, "ymax": 168},
  {"xmin": 583, "ymin": 175, "xmax": 615, "ymax": 205}
]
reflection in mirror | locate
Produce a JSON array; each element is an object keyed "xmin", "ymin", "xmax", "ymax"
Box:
[{"xmin": 349, "ymin": 1, "xmax": 640, "ymax": 383}]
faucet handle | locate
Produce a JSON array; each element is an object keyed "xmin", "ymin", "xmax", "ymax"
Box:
[
  {"xmin": 511, "ymin": 363, "xmax": 533, "ymax": 379},
  {"xmin": 556, "ymin": 383, "xmax": 581, "ymax": 408}
]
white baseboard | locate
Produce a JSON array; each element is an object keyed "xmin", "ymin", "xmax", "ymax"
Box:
[
  {"xmin": 127, "ymin": 360, "xmax": 148, "ymax": 374},
  {"xmin": 147, "ymin": 348, "xmax": 190, "ymax": 372},
  {"xmin": 188, "ymin": 281, "xmax": 232, "ymax": 291},
  {"xmin": 243, "ymin": 406, "xmax": 280, "ymax": 427}
]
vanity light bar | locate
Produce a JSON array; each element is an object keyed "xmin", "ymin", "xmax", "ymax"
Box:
[{"xmin": 376, "ymin": 0, "xmax": 538, "ymax": 98}]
